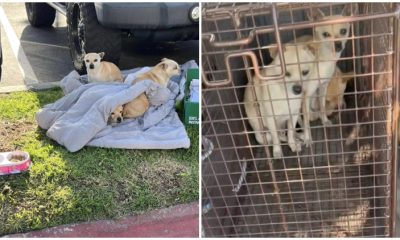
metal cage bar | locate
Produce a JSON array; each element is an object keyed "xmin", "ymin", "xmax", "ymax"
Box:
[{"xmin": 201, "ymin": 2, "xmax": 400, "ymax": 237}]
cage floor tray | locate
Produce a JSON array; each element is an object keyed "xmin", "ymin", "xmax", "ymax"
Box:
[{"xmin": 0, "ymin": 151, "xmax": 31, "ymax": 175}]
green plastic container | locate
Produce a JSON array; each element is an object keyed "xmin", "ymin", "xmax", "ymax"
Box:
[{"xmin": 183, "ymin": 68, "xmax": 199, "ymax": 125}]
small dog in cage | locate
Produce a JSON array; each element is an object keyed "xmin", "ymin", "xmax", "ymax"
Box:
[
  {"xmin": 293, "ymin": 5, "xmax": 352, "ymax": 145},
  {"xmin": 309, "ymin": 67, "xmax": 354, "ymax": 121},
  {"xmin": 244, "ymin": 44, "xmax": 317, "ymax": 158}
]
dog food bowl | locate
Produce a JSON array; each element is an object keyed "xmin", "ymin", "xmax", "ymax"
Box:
[{"xmin": 0, "ymin": 151, "xmax": 31, "ymax": 175}]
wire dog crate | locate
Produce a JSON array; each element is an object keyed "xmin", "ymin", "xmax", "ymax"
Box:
[{"xmin": 201, "ymin": 3, "xmax": 400, "ymax": 237}]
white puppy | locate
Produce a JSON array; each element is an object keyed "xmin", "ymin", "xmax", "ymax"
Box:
[
  {"xmin": 244, "ymin": 44, "xmax": 317, "ymax": 158},
  {"xmin": 293, "ymin": 6, "xmax": 351, "ymax": 146},
  {"xmin": 84, "ymin": 52, "xmax": 124, "ymax": 83}
]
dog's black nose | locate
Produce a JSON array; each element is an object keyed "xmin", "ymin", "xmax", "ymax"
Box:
[
  {"xmin": 335, "ymin": 41, "xmax": 343, "ymax": 52},
  {"xmin": 89, "ymin": 64, "xmax": 94, "ymax": 69},
  {"xmin": 117, "ymin": 117, "xmax": 122, "ymax": 123},
  {"xmin": 292, "ymin": 84, "xmax": 302, "ymax": 95}
]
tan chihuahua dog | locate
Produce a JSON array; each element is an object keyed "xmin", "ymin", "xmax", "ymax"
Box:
[
  {"xmin": 123, "ymin": 58, "xmax": 180, "ymax": 119},
  {"xmin": 108, "ymin": 58, "xmax": 180, "ymax": 123},
  {"xmin": 84, "ymin": 52, "xmax": 123, "ymax": 83},
  {"xmin": 108, "ymin": 105, "xmax": 123, "ymax": 124}
]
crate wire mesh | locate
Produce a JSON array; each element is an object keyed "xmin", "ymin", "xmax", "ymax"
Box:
[{"xmin": 201, "ymin": 3, "xmax": 400, "ymax": 237}]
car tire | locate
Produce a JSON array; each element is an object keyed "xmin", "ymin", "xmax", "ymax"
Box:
[
  {"xmin": 66, "ymin": 3, "xmax": 122, "ymax": 75},
  {"xmin": 25, "ymin": 3, "xmax": 56, "ymax": 27}
]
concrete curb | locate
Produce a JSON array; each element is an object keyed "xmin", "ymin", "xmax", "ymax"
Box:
[
  {"xmin": 0, "ymin": 81, "xmax": 61, "ymax": 93},
  {"xmin": 5, "ymin": 202, "xmax": 199, "ymax": 238}
]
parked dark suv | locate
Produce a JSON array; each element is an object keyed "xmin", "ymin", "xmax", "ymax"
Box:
[
  {"xmin": 25, "ymin": 2, "xmax": 199, "ymax": 74},
  {"xmin": 0, "ymin": 38, "xmax": 2, "ymax": 81}
]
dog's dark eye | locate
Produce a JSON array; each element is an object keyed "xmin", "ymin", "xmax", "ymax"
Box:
[
  {"xmin": 111, "ymin": 113, "xmax": 114, "ymax": 116},
  {"xmin": 302, "ymin": 70, "xmax": 309, "ymax": 76},
  {"xmin": 94, "ymin": 59, "xmax": 98, "ymax": 62},
  {"xmin": 285, "ymin": 72, "xmax": 291, "ymax": 77},
  {"xmin": 323, "ymin": 32, "xmax": 331, "ymax": 38},
  {"xmin": 340, "ymin": 28, "xmax": 347, "ymax": 35},
  {"xmin": 86, "ymin": 60, "xmax": 89, "ymax": 63}
]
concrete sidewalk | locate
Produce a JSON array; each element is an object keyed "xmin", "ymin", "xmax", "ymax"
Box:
[{"xmin": 6, "ymin": 202, "xmax": 199, "ymax": 238}]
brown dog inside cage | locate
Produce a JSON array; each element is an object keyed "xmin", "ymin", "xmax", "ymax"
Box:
[{"xmin": 202, "ymin": 2, "xmax": 397, "ymax": 237}]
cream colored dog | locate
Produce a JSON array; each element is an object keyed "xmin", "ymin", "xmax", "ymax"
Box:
[
  {"xmin": 84, "ymin": 52, "xmax": 123, "ymax": 83},
  {"xmin": 292, "ymin": 6, "xmax": 352, "ymax": 146},
  {"xmin": 244, "ymin": 44, "xmax": 317, "ymax": 158},
  {"xmin": 115, "ymin": 58, "xmax": 180, "ymax": 120}
]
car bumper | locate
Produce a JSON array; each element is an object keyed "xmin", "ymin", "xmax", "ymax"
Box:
[{"xmin": 94, "ymin": 3, "xmax": 199, "ymax": 30}]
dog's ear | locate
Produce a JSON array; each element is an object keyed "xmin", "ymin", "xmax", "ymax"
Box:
[
  {"xmin": 99, "ymin": 52, "xmax": 105, "ymax": 59},
  {"xmin": 268, "ymin": 45, "xmax": 285, "ymax": 59},
  {"xmin": 304, "ymin": 43, "xmax": 317, "ymax": 56},
  {"xmin": 159, "ymin": 62, "xmax": 168, "ymax": 70},
  {"xmin": 307, "ymin": 8, "xmax": 325, "ymax": 21}
]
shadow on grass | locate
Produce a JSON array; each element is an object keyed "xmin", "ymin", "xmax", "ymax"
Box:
[{"xmin": 0, "ymin": 88, "xmax": 199, "ymax": 235}]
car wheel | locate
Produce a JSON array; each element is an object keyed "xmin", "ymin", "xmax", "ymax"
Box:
[
  {"xmin": 66, "ymin": 3, "xmax": 122, "ymax": 75},
  {"xmin": 25, "ymin": 3, "xmax": 56, "ymax": 27}
]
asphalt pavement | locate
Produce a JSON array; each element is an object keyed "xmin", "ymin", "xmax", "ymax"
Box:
[{"xmin": 0, "ymin": 2, "xmax": 199, "ymax": 92}]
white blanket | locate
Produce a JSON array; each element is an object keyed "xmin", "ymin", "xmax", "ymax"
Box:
[{"xmin": 36, "ymin": 60, "xmax": 198, "ymax": 152}]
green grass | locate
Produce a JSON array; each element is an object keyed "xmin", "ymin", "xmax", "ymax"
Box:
[{"xmin": 0, "ymin": 89, "xmax": 199, "ymax": 236}]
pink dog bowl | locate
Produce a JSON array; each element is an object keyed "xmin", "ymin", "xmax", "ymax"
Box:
[{"xmin": 0, "ymin": 151, "xmax": 31, "ymax": 175}]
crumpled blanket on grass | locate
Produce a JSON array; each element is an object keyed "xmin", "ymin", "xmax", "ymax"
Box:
[{"xmin": 36, "ymin": 60, "xmax": 198, "ymax": 152}]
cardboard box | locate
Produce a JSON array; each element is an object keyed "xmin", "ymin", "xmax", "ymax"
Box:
[{"xmin": 183, "ymin": 68, "xmax": 199, "ymax": 125}]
